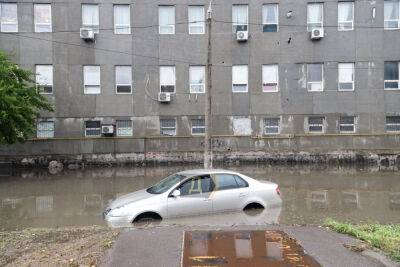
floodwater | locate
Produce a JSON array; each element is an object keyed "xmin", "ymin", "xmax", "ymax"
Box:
[
  {"xmin": 182, "ymin": 230, "xmax": 321, "ymax": 267},
  {"xmin": 0, "ymin": 164, "xmax": 399, "ymax": 230}
]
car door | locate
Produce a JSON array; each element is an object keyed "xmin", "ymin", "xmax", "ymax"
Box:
[
  {"xmin": 167, "ymin": 175, "xmax": 213, "ymax": 218},
  {"xmin": 211, "ymin": 174, "xmax": 249, "ymax": 213}
]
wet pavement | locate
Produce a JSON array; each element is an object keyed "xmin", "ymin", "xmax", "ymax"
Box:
[{"xmin": 0, "ymin": 165, "xmax": 399, "ymax": 230}]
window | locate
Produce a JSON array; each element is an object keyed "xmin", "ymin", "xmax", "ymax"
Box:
[
  {"xmin": 232, "ymin": 65, "xmax": 248, "ymax": 93},
  {"xmin": 85, "ymin": 121, "xmax": 101, "ymax": 137},
  {"xmin": 36, "ymin": 65, "xmax": 53, "ymax": 94},
  {"xmin": 179, "ymin": 176, "xmax": 213, "ymax": 196},
  {"xmin": 214, "ymin": 174, "xmax": 240, "ymax": 191},
  {"xmin": 82, "ymin": 4, "xmax": 99, "ymax": 33},
  {"xmin": 0, "ymin": 3, "xmax": 18, "ymax": 32},
  {"xmin": 307, "ymin": 63, "xmax": 323, "ymax": 92},
  {"xmin": 338, "ymin": 63, "xmax": 354, "ymax": 91},
  {"xmin": 386, "ymin": 116, "xmax": 400, "ymax": 132},
  {"xmin": 34, "ymin": 4, "xmax": 51, "ymax": 32},
  {"xmin": 232, "ymin": 5, "xmax": 248, "ymax": 32},
  {"xmin": 262, "ymin": 65, "xmax": 279, "ymax": 92},
  {"xmin": 188, "ymin": 6, "xmax": 205, "ymax": 34},
  {"xmin": 338, "ymin": 2, "xmax": 354, "ymax": 31},
  {"xmin": 37, "ymin": 121, "xmax": 54, "ymax": 138},
  {"xmin": 190, "ymin": 66, "xmax": 205, "ymax": 93},
  {"xmin": 307, "ymin": 3, "xmax": 323, "ymax": 31},
  {"xmin": 262, "ymin": 4, "xmax": 278, "ymax": 32},
  {"xmin": 384, "ymin": 62, "xmax": 399, "ymax": 90},
  {"xmin": 116, "ymin": 120, "xmax": 133, "ymax": 136},
  {"xmin": 264, "ymin": 118, "xmax": 280, "ymax": 135},
  {"xmin": 191, "ymin": 118, "xmax": 205, "ymax": 135},
  {"xmin": 339, "ymin": 116, "xmax": 356, "ymax": 133},
  {"xmin": 234, "ymin": 176, "xmax": 248, "ymax": 188},
  {"xmin": 84, "ymin": 66, "xmax": 100, "ymax": 94},
  {"xmin": 308, "ymin": 116, "xmax": 325, "ymax": 133},
  {"xmin": 115, "ymin": 66, "xmax": 132, "ymax": 94},
  {"xmin": 384, "ymin": 0, "xmax": 400, "ymax": 29},
  {"xmin": 159, "ymin": 6, "xmax": 175, "ymax": 34},
  {"xmin": 114, "ymin": 5, "xmax": 130, "ymax": 34},
  {"xmin": 160, "ymin": 118, "xmax": 176, "ymax": 136},
  {"xmin": 160, "ymin": 66, "xmax": 175, "ymax": 93}
]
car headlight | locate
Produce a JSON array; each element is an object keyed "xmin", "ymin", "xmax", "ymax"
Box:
[{"xmin": 108, "ymin": 206, "xmax": 126, "ymax": 217}]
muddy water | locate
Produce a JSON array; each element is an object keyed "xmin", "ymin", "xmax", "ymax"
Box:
[
  {"xmin": 0, "ymin": 165, "xmax": 399, "ymax": 230},
  {"xmin": 182, "ymin": 230, "xmax": 321, "ymax": 267}
]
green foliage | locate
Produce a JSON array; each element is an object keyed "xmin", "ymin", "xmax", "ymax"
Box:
[
  {"xmin": 325, "ymin": 218, "xmax": 400, "ymax": 261},
  {"xmin": 0, "ymin": 51, "xmax": 53, "ymax": 144}
]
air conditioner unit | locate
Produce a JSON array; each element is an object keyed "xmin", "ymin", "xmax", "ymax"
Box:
[
  {"xmin": 80, "ymin": 28, "xmax": 95, "ymax": 41},
  {"xmin": 101, "ymin": 125, "xmax": 114, "ymax": 136},
  {"xmin": 311, "ymin": 28, "xmax": 324, "ymax": 40},
  {"xmin": 237, "ymin": 31, "xmax": 248, "ymax": 42},
  {"xmin": 158, "ymin": 92, "xmax": 171, "ymax": 103}
]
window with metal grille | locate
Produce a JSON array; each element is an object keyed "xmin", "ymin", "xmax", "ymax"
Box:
[
  {"xmin": 308, "ymin": 116, "xmax": 325, "ymax": 133},
  {"xmin": 37, "ymin": 121, "xmax": 54, "ymax": 138},
  {"xmin": 160, "ymin": 118, "xmax": 176, "ymax": 136},
  {"xmin": 85, "ymin": 121, "xmax": 101, "ymax": 137},
  {"xmin": 116, "ymin": 120, "xmax": 133, "ymax": 136},
  {"xmin": 264, "ymin": 118, "xmax": 280, "ymax": 135},
  {"xmin": 339, "ymin": 116, "xmax": 356, "ymax": 133},
  {"xmin": 307, "ymin": 64, "xmax": 323, "ymax": 92},
  {"xmin": 191, "ymin": 118, "xmax": 205, "ymax": 135},
  {"xmin": 384, "ymin": 62, "xmax": 399, "ymax": 90},
  {"xmin": 386, "ymin": 116, "xmax": 400, "ymax": 132}
]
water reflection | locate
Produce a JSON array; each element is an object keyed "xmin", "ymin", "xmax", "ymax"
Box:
[{"xmin": 0, "ymin": 165, "xmax": 399, "ymax": 230}]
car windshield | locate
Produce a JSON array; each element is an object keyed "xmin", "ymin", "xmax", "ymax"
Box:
[{"xmin": 146, "ymin": 174, "xmax": 186, "ymax": 194}]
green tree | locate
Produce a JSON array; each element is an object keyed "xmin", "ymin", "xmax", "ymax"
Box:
[{"xmin": 0, "ymin": 51, "xmax": 53, "ymax": 144}]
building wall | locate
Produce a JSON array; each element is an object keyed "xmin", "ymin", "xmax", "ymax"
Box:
[{"xmin": 0, "ymin": 0, "xmax": 399, "ymax": 150}]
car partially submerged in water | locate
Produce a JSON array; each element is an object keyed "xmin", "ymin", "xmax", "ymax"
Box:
[{"xmin": 103, "ymin": 169, "xmax": 281, "ymax": 224}]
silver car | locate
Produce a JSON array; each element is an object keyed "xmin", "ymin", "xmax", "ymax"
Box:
[{"xmin": 103, "ymin": 169, "xmax": 281, "ymax": 224}]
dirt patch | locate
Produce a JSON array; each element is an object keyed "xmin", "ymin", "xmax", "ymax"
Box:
[{"xmin": 0, "ymin": 226, "xmax": 119, "ymax": 267}]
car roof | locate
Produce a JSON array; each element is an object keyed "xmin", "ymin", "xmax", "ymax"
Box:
[{"xmin": 177, "ymin": 169, "xmax": 241, "ymax": 177}]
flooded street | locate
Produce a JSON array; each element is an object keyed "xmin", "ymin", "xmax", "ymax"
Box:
[{"xmin": 0, "ymin": 165, "xmax": 399, "ymax": 231}]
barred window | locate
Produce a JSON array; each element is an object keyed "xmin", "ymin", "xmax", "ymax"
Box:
[
  {"xmin": 117, "ymin": 120, "xmax": 133, "ymax": 136},
  {"xmin": 37, "ymin": 121, "xmax": 54, "ymax": 138},
  {"xmin": 264, "ymin": 118, "xmax": 280, "ymax": 135},
  {"xmin": 160, "ymin": 118, "xmax": 176, "ymax": 136},
  {"xmin": 386, "ymin": 116, "xmax": 400, "ymax": 132},
  {"xmin": 308, "ymin": 116, "xmax": 325, "ymax": 133},
  {"xmin": 191, "ymin": 118, "xmax": 205, "ymax": 135},
  {"xmin": 339, "ymin": 116, "xmax": 356, "ymax": 133},
  {"xmin": 85, "ymin": 121, "xmax": 101, "ymax": 137}
]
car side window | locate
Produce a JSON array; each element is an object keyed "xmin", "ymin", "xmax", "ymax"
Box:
[
  {"xmin": 179, "ymin": 176, "xmax": 213, "ymax": 196},
  {"xmin": 214, "ymin": 174, "xmax": 239, "ymax": 191},
  {"xmin": 234, "ymin": 175, "xmax": 248, "ymax": 188}
]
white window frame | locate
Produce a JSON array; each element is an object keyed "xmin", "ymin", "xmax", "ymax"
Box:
[
  {"xmin": 37, "ymin": 121, "xmax": 54, "ymax": 138},
  {"xmin": 232, "ymin": 5, "xmax": 248, "ymax": 32},
  {"xmin": 262, "ymin": 64, "xmax": 279, "ymax": 92},
  {"xmin": 338, "ymin": 63, "xmax": 355, "ymax": 91},
  {"xmin": 232, "ymin": 65, "xmax": 248, "ymax": 93},
  {"xmin": 307, "ymin": 63, "xmax": 324, "ymax": 92},
  {"xmin": 114, "ymin": 4, "xmax": 131, "ymax": 34},
  {"xmin": 189, "ymin": 66, "xmax": 205, "ymax": 94},
  {"xmin": 308, "ymin": 116, "xmax": 325, "ymax": 133},
  {"xmin": 384, "ymin": 62, "xmax": 400, "ymax": 90},
  {"xmin": 160, "ymin": 66, "xmax": 176, "ymax": 93},
  {"xmin": 159, "ymin": 5, "xmax": 175, "ymax": 34},
  {"xmin": 386, "ymin": 116, "xmax": 400, "ymax": 132},
  {"xmin": 191, "ymin": 118, "xmax": 205, "ymax": 135},
  {"xmin": 85, "ymin": 120, "xmax": 101, "ymax": 137},
  {"xmin": 160, "ymin": 118, "xmax": 177, "ymax": 136},
  {"xmin": 307, "ymin": 3, "xmax": 324, "ymax": 32},
  {"xmin": 0, "ymin": 3, "xmax": 18, "ymax": 33},
  {"xmin": 338, "ymin": 2, "xmax": 354, "ymax": 31},
  {"xmin": 115, "ymin": 66, "xmax": 132, "ymax": 94},
  {"xmin": 262, "ymin": 4, "xmax": 279, "ymax": 32},
  {"xmin": 116, "ymin": 120, "xmax": 133, "ymax": 136},
  {"xmin": 264, "ymin": 117, "xmax": 280, "ymax": 135},
  {"xmin": 83, "ymin": 65, "xmax": 101, "ymax": 94},
  {"xmin": 34, "ymin": 4, "xmax": 52, "ymax": 33},
  {"xmin": 36, "ymin": 65, "xmax": 53, "ymax": 94},
  {"xmin": 339, "ymin": 116, "xmax": 356, "ymax": 133},
  {"xmin": 188, "ymin": 6, "xmax": 205, "ymax": 34},
  {"xmin": 82, "ymin": 4, "xmax": 99, "ymax": 33},
  {"xmin": 384, "ymin": 0, "xmax": 400, "ymax": 29}
]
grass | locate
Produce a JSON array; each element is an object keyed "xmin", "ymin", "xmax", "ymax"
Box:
[{"xmin": 324, "ymin": 219, "xmax": 400, "ymax": 262}]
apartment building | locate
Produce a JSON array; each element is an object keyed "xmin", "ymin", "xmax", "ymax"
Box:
[{"xmin": 0, "ymin": 0, "xmax": 399, "ymax": 141}]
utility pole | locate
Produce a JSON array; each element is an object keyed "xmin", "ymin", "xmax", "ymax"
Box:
[{"xmin": 204, "ymin": 0, "xmax": 213, "ymax": 169}]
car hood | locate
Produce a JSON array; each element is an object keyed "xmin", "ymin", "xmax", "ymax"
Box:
[{"xmin": 109, "ymin": 189, "xmax": 154, "ymax": 209}]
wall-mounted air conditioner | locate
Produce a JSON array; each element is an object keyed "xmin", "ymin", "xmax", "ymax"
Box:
[
  {"xmin": 237, "ymin": 31, "xmax": 248, "ymax": 42},
  {"xmin": 158, "ymin": 92, "xmax": 171, "ymax": 103},
  {"xmin": 101, "ymin": 124, "xmax": 114, "ymax": 136},
  {"xmin": 311, "ymin": 28, "xmax": 324, "ymax": 40},
  {"xmin": 80, "ymin": 28, "xmax": 95, "ymax": 41}
]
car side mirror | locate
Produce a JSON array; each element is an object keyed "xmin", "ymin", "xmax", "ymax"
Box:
[{"xmin": 171, "ymin": 189, "xmax": 181, "ymax": 198}]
